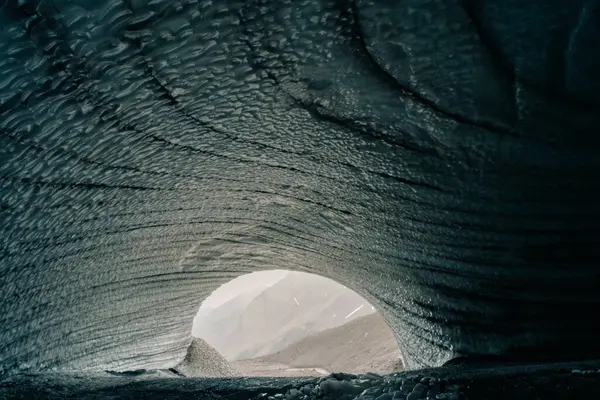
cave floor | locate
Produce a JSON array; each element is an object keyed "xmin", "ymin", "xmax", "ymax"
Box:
[{"xmin": 1, "ymin": 359, "xmax": 599, "ymax": 399}]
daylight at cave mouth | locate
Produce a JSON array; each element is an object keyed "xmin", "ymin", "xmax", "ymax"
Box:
[{"xmin": 1, "ymin": 0, "xmax": 600, "ymax": 398}]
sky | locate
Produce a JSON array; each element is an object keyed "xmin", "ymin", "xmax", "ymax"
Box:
[{"xmin": 200, "ymin": 269, "xmax": 289, "ymax": 309}]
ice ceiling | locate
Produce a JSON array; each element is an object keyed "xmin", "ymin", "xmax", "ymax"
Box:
[{"xmin": 1, "ymin": 0, "xmax": 599, "ymax": 376}]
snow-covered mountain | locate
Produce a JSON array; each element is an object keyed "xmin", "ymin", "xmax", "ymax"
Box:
[
  {"xmin": 193, "ymin": 271, "xmax": 376, "ymax": 361},
  {"xmin": 235, "ymin": 313, "xmax": 403, "ymax": 376}
]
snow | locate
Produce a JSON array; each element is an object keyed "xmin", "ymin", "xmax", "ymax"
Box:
[{"xmin": 345, "ymin": 305, "xmax": 365, "ymax": 320}]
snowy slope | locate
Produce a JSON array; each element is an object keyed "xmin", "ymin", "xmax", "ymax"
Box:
[
  {"xmin": 237, "ymin": 313, "xmax": 402, "ymax": 375},
  {"xmin": 193, "ymin": 272, "xmax": 375, "ymax": 361}
]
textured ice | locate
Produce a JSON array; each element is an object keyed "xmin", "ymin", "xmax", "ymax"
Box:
[
  {"xmin": 1, "ymin": 0, "xmax": 600, "ymax": 377},
  {"xmin": 6, "ymin": 361, "xmax": 600, "ymax": 399},
  {"xmin": 0, "ymin": 370, "xmax": 463, "ymax": 400}
]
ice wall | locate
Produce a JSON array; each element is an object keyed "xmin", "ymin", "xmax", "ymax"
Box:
[{"xmin": 1, "ymin": 0, "xmax": 599, "ymax": 375}]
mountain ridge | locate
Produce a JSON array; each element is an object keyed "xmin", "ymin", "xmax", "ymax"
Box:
[{"xmin": 193, "ymin": 272, "xmax": 376, "ymax": 361}]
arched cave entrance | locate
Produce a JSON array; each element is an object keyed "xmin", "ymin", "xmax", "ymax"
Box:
[{"xmin": 176, "ymin": 270, "xmax": 404, "ymax": 377}]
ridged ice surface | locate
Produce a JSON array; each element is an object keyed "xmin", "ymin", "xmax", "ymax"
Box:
[
  {"xmin": 3, "ymin": 361, "xmax": 600, "ymax": 399},
  {"xmin": 1, "ymin": 0, "xmax": 600, "ymax": 375}
]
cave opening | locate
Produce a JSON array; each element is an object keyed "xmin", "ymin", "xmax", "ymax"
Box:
[{"xmin": 176, "ymin": 270, "xmax": 404, "ymax": 377}]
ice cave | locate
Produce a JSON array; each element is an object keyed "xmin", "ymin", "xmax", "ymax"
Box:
[{"xmin": 1, "ymin": 0, "xmax": 599, "ymax": 398}]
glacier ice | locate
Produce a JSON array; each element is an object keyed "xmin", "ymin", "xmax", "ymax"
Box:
[{"xmin": 1, "ymin": 0, "xmax": 600, "ymax": 377}]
